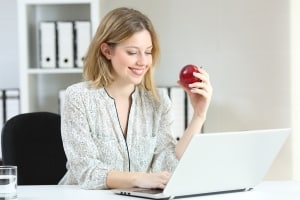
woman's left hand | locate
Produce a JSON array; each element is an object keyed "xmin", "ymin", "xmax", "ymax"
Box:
[{"xmin": 178, "ymin": 67, "xmax": 213, "ymax": 120}]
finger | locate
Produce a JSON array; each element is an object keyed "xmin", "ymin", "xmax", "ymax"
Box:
[
  {"xmin": 190, "ymin": 83, "xmax": 212, "ymax": 95},
  {"xmin": 197, "ymin": 67, "xmax": 209, "ymax": 77},
  {"xmin": 193, "ymin": 71, "xmax": 209, "ymax": 84},
  {"xmin": 190, "ymin": 88, "xmax": 211, "ymax": 100},
  {"xmin": 159, "ymin": 172, "xmax": 170, "ymax": 181},
  {"xmin": 189, "ymin": 81, "xmax": 206, "ymax": 89},
  {"xmin": 161, "ymin": 171, "xmax": 171, "ymax": 177},
  {"xmin": 156, "ymin": 183, "xmax": 166, "ymax": 189}
]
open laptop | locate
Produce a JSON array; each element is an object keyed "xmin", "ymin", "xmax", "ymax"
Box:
[{"xmin": 112, "ymin": 128, "xmax": 290, "ymax": 199}]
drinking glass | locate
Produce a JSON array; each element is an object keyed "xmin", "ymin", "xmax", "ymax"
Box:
[{"xmin": 0, "ymin": 166, "xmax": 17, "ymax": 199}]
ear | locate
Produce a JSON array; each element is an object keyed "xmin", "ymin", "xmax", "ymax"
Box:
[{"xmin": 100, "ymin": 43, "xmax": 112, "ymax": 60}]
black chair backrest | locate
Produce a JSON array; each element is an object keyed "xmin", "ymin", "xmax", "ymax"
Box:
[{"xmin": 1, "ymin": 112, "xmax": 67, "ymax": 185}]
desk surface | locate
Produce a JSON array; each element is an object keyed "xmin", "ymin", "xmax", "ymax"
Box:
[{"xmin": 17, "ymin": 181, "xmax": 300, "ymax": 200}]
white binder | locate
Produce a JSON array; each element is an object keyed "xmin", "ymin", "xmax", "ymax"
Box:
[
  {"xmin": 169, "ymin": 87, "xmax": 186, "ymax": 141},
  {"xmin": 187, "ymin": 98, "xmax": 193, "ymax": 124},
  {"xmin": 158, "ymin": 86, "xmax": 169, "ymax": 97},
  {"xmin": 0, "ymin": 91, "xmax": 3, "ymax": 133},
  {"xmin": 74, "ymin": 21, "xmax": 91, "ymax": 68},
  {"xmin": 5, "ymin": 89, "xmax": 20, "ymax": 121},
  {"xmin": 40, "ymin": 22, "xmax": 56, "ymax": 68},
  {"xmin": 57, "ymin": 21, "xmax": 74, "ymax": 68},
  {"xmin": 58, "ymin": 89, "xmax": 66, "ymax": 114},
  {"xmin": 0, "ymin": 91, "xmax": 2, "ymax": 159}
]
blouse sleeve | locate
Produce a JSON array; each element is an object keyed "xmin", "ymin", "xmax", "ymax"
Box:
[
  {"xmin": 61, "ymin": 85, "xmax": 109, "ymax": 189},
  {"xmin": 151, "ymin": 91, "xmax": 179, "ymax": 173}
]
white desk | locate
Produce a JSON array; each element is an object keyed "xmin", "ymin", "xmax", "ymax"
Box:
[{"xmin": 17, "ymin": 181, "xmax": 300, "ymax": 200}]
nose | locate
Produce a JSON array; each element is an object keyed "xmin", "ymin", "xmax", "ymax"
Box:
[{"xmin": 136, "ymin": 53, "xmax": 147, "ymax": 66}]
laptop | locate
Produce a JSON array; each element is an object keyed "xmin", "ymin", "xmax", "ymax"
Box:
[{"xmin": 112, "ymin": 128, "xmax": 290, "ymax": 199}]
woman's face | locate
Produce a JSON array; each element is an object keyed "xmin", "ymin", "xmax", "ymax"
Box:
[{"xmin": 110, "ymin": 30, "xmax": 153, "ymax": 86}]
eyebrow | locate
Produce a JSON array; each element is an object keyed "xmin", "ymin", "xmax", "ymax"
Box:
[{"xmin": 124, "ymin": 45, "xmax": 153, "ymax": 50}]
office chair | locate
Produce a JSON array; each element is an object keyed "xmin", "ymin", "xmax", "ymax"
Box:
[{"xmin": 1, "ymin": 112, "xmax": 67, "ymax": 185}]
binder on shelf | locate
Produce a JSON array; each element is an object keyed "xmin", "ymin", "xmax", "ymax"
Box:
[
  {"xmin": 0, "ymin": 90, "xmax": 4, "ymax": 129},
  {"xmin": 0, "ymin": 89, "xmax": 20, "ymax": 160},
  {"xmin": 169, "ymin": 87, "xmax": 186, "ymax": 141},
  {"xmin": 74, "ymin": 21, "xmax": 91, "ymax": 68},
  {"xmin": 0, "ymin": 88, "xmax": 20, "ymax": 127},
  {"xmin": 39, "ymin": 22, "xmax": 56, "ymax": 68},
  {"xmin": 5, "ymin": 90, "xmax": 20, "ymax": 122},
  {"xmin": 0, "ymin": 91, "xmax": 3, "ymax": 159},
  {"xmin": 158, "ymin": 86, "xmax": 169, "ymax": 97},
  {"xmin": 187, "ymin": 99, "xmax": 193, "ymax": 125},
  {"xmin": 58, "ymin": 90, "xmax": 66, "ymax": 114},
  {"xmin": 57, "ymin": 21, "xmax": 74, "ymax": 68}
]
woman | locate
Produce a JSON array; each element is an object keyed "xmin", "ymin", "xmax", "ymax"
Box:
[{"xmin": 59, "ymin": 7, "xmax": 212, "ymax": 190}]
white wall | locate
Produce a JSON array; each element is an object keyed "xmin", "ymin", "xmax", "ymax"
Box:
[{"xmin": 0, "ymin": 0, "xmax": 19, "ymax": 88}]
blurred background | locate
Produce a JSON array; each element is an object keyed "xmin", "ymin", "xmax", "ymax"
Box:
[{"xmin": 0, "ymin": 0, "xmax": 299, "ymax": 182}]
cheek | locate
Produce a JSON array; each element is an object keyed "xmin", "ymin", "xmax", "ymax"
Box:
[
  {"xmin": 148, "ymin": 56, "xmax": 153, "ymax": 65},
  {"xmin": 146, "ymin": 55, "xmax": 153, "ymax": 67},
  {"xmin": 111, "ymin": 55, "xmax": 130, "ymax": 70}
]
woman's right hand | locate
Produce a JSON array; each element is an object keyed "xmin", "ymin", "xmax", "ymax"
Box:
[
  {"xmin": 107, "ymin": 170, "xmax": 171, "ymax": 189},
  {"xmin": 133, "ymin": 171, "xmax": 171, "ymax": 189}
]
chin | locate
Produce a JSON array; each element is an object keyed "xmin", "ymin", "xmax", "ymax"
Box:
[{"xmin": 131, "ymin": 78, "xmax": 144, "ymax": 85}]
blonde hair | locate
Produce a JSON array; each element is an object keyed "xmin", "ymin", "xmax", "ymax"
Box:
[{"xmin": 83, "ymin": 7, "xmax": 160, "ymax": 100}]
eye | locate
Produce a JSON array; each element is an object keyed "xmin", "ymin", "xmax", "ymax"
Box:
[
  {"xmin": 127, "ymin": 51, "xmax": 137, "ymax": 55},
  {"xmin": 145, "ymin": 51, "xmax": 152, "ymax": 55}
]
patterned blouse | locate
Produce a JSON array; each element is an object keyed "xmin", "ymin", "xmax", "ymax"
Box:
[{"xmin": 58, "ymin": 82, "xmax": 179, "ymax": 189}]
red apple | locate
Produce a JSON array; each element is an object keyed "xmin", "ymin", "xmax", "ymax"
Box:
[{"xmin": 179, "ymin": 64, "xmax": 200, "ymax": 86}]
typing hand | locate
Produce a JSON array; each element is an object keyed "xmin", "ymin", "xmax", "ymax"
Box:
[{"xmin": 134, "ymin": 171, "xmax": 171, "ymax": 189}]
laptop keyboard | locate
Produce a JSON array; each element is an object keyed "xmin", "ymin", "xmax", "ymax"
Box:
[{"xmin": 134, "ymin": 189, "xmax": 163, "ymax": 194}]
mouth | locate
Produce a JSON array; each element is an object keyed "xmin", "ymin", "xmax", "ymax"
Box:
[{"xmin": 129, "ymin": 67, "xmax": 145, "ymax": 76}]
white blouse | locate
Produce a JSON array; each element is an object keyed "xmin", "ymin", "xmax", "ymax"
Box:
[{"xmin": 59, "ymin": 82, "xmax": 179, "ymax": 189}]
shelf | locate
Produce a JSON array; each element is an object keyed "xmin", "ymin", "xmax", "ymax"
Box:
[
  {"xmin": 28, "ymin": 68, "xmax": 83, "ymax": 74},
  {"xmin": 18, "ymin": 0, "xmax": 100, "ymax": 113},
  {"xmin": 22, "ymin": 0, "xmax": 94, "ymax": 5}
]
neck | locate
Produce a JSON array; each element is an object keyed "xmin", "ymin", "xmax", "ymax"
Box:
[{"xmin": 105, "ymin": 82, "xmax": 135, "ymax": 99}]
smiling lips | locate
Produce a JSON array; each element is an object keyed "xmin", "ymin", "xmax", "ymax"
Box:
[{"xmin": 129, "ymin": 67, "xmax": 145, "ymax": 76}]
